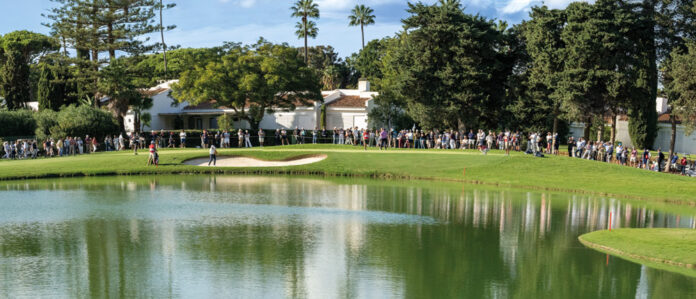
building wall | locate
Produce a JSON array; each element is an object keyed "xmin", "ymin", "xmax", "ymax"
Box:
[
  {"xmin": 125, "ymin": 91, "xmax": 186, "ymax": 132},
  {"xmin": 570, "ymin": 120, "xmax": 696, "ymax": 153},
  {"xmin": 327, "ymin": 109, "xmax": 368, "ymax": 129},
  {"xmin": 259, "ymin": 106, "xmax": 319, "ymax": 130}
]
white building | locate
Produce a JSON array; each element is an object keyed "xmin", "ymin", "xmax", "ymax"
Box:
[
  {"xmin": 125, "ymin": 79, "xmax": 378, "ymax": 132},
  {"xmin": 569, "ymin": 97, "xmax": 696, "ymax": 154}
]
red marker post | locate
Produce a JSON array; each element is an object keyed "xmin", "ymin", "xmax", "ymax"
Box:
[{"xmin": 608, "ymin": 212, "xmax": 612, "ymax": 231}]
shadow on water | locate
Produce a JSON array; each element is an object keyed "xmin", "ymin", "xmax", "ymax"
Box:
[{"xmin": 0, "ymin": 175, "xmax": 695, "ymax": 298}]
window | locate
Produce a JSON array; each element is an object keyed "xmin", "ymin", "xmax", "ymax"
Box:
[
  {"xmin": 209, "ymin": 117, "xmax": 218, "ymax": 129},
  {"xmin": 195, "ymin": 118, "xmax": 203, "ymax": 129}
]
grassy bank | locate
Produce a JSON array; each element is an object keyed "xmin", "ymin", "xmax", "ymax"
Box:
[
  {"xmin": 579, "ymin": 229, "xmax": 696, "ymax": 277},
  {"xmin": 1, "ymin": 144, "xmax": 695, "ymax": 204}
]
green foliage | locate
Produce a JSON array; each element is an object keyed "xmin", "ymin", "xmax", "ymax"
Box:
[
  {"xmin": 129, "ymin": 47, "xmax": 224, "ymax": 86},
  {"xmin": 0, "ymin": 110, "xmax": 36, "ymax": 137},
  {"xmin": 49, "ymin": 105, "xmax": 119, "ymax": 139},
  {"xmin": 0, "ymin": 31, "xmax": 58, "ymax": 110},
  {"xmin": 347, "ymin": 38, "xmax": 388, "ymax": 89},
  {"xmin": 140, "ymin": 112, "xmax": 152, "ymax": 131},
  {"xmin": 320, "ymin": 104, "xmax": 326, "ymax": 129},
  {"xmin": 391, "ymin": 1, "xmax": 511, "ymax": 129},
  {"xmin": 98, "ymin": 57, "xmax": 151, "ymax": 131},
  {"xmin": 368, "ymin": 88, "xmax": 411, "ymax": 129},
  {"xmin": 291, "ymin": 0, "xmax": 320, "ymax": 63},
  {"xmin": 664, "ymin": 42, "xmax": 696, "ymax": 134},
  {"xmin": 217, "ymin": 114, "xmax": 233, "ymax": 131},
  {"xmin": 36, "ymin": 62, "xmax": 65, "ymax": 111},
  {"xmin": 348, "ymin": 5, "xmax": 376, "ymax": 49},
  {"xmin": 0, "ymin": 51, "xmax": 31, "ymax": 109},
  {"xmin": 628, "ymin": 1, "xmax": 659, "ymax": 149},
  {"xmin": 33, "ymin": 109, "xmax": 58, "ymax": 140},
  {"xmin": 172, "ymin": 39, "xmax": 322, "ymax": 130},
  {"xmin": 306, "ymin": 45, "xmax": 356, "ymax": 89}
]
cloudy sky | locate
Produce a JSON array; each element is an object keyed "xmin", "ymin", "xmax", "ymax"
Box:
[{"xmin": 1, "ymin": 0, "xmax": 579, "ymax": 58}]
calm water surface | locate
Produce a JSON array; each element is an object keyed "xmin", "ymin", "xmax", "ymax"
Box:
[{"xmin": 0, "ymin": 175, "xmax": 694, "ymax": 298}]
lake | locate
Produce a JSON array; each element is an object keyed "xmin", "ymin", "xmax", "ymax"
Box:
[{"xmin": 0, "ymin": 175, "xmax": 694, "ymax": 298}]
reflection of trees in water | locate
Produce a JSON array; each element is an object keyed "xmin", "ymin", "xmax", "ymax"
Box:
[
  {"xmin": 1, "ymin": 177, "xmax": 696, "ymax": 297},
  {"xmin": 348, "ymin": 184, "xmax": 696, "ymax": 298}
]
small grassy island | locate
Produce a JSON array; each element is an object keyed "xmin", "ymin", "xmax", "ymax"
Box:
[{"xmin": 579, "ymin": 229, "xmax": 696, "ymax": 277}]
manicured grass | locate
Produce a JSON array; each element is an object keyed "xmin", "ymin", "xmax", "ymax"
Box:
[
  {"xmin": 1, "ymin": 144, "xmax": 695, "ymax": 204},
  {"xmin": 579, "ymin": 229, "xmax": 696, "ymax": 277}
]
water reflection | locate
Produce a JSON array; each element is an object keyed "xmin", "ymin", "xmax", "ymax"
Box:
[{"xmin": 0, "ymin": 176, "xmax": 694, "ymax": 298}]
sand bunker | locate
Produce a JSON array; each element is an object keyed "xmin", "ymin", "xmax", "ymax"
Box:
[{"xmin": 183, "ymin": 154, "xmax": 327, "ymax": 167}]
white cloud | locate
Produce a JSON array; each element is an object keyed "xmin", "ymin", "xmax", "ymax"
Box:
[
  {"xmin": 238, "ymin": 0, "xmax": 256, "ymax": 8},
  {"xmin": 316, "ymin": 0, "xmax": 404, "ymax": 11},
  {"xmin": 499, "ymin": 0, "xmax": 582, "ymax": 15},
  {"xmin": 500, "ymin": 0, "xmax": 533, "ymax": 14}
]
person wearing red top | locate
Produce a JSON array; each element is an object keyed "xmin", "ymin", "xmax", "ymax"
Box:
[
  {"xmin": 680, "ymin": 157, "xmax": 688, "ymax": 176},
  {"xmin": 363, "ymin": 130, "xmax": 369, "ymax": 151},
  {"xmin": 147, "ymin": 141, "xmax": 158, "ymax": 166}
]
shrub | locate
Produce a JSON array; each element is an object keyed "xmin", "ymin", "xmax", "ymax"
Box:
[
  {"xmin": 34, "ymin": 109, "xmax": 58, "ymax": 140},
  {"xmin": 49, "ymin": 105, "xmax": 119, "ymax": 139},
  {"xmin": 0, "ymin": 109, "xmax": 36, "ymax": 137}
]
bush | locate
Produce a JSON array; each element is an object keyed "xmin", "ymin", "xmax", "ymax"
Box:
[
  {"xmin": 34, "ymin": 109, "xmax": 58, "ymax": 140},
  {"xmin": 49, "ymin": 105, "xmax": 119, "ymax": 140},
  {"xmin": 0, "ymin": 109, "xmax": 36, "ymax": 137}
]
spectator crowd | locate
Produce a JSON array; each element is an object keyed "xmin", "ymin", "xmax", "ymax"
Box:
[{"xmin": 2, "ymin": 126, "xmax": 694, "ymax": 176}]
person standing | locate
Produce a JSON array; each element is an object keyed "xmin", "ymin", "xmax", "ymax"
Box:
[
  {"xmin": 91, "ymin": 136, "xmax": 98, "ymax": 152},
  {"xmin": 281, "ymin": 129, "xmax": 289, "ymax": 145},
  {"xmin": 238, "ymin": 129, "xmax": 244, "ymax": 148},
  {"xmin": 379, "ymin": 128, "xmax": 388, "ymax": 150},
  {"xmin": 168, "ymin": 132, "xmax": 175, "ymax": 148},
  {"xmin": 147, "ymin": 141, "xmax": 158, "ymax": 166},
  {"xmin": 224, "ymin": 130, "xmax": 231, "ymax": 148},
  {"xmin": 363, "ymin": 129, "xmax": 369, "ymax": 150},
  {"xmin": 258, "ymin": 129, "xmax": 265, "ymax": 147},
  {"xmin": 312, "ymin": 128, "xmax": 318, "ymax": 144},
  {"xmin": 132, "ymin": 134, "xmax": 139, "ymax": 155},
  {"xmin": 179, "ymin": 130, "xmax": 187, "ymax": 148},
  {"xmin": 244, "ymin": 130, "xmax": 252, "ymax": 148},
  {"xmin": 208, "ymin": 144, "xmax": 217, "ymax": 166},
  {"xmin": 680, "ymin": 156, "xmax": 688, "ymax": 175},
  {"xmin": 657, "ymin": 149, "xmax": 665, "ymax": 172},
  {"xmin": 642, "ymin": 149, "xmax": 651, "ymax": 169}
]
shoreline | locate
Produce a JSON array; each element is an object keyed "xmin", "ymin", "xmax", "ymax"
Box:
[{"xmin": 1, "ymin": 145, "xmax": 695, "ymax": 206}]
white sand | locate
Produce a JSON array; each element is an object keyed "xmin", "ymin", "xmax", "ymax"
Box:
[{"xmin": 183, "ymin": 155, "xmax": 327, "ymax": 167}]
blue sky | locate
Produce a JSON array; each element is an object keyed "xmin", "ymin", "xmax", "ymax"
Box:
[{"xmin": 0, "ymin": 0, "xmax": 578, "ymax": 58}]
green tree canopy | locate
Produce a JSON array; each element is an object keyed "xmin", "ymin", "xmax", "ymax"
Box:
[
  {"xmin": 172, "ymin": 39, "xmax": 323, "ymax": 130},
  {"xmin": 390, "ymin": 0, "xmax": 510, "ymax": 129}
]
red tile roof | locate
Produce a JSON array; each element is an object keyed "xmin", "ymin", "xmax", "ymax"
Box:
[{"xmin": 327, "ymin": 96, "xmax": 370, "ymax": 108}]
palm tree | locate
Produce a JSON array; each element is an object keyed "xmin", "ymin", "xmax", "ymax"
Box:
[
  {"xmin": 348, "ymin": 5, "xmax": 375, "ymax": 50},
  {"xmin": 291, "ymin": 0, "xmax": 320, "ymax": 64}
]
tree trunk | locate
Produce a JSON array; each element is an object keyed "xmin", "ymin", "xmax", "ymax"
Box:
[
  {"xmin": 361, "ymin": 24, "xmax": 365, "ymax": 50},
  {"xmin": 107, "ymin": 22, "xmax": 115, "ymax": 60},
  {"xmin": 61, "ymin": 36, "xmax": 68, "ymax": 56},
  {"xmin": 666, "ymin": 115, "xmax": 677, "ymax": 172},
  {"xmin": 160, "ymin": 0, "xmax": 168, "ymax": 76},
  {"xmin": 303, "ymin": 16, "xmax": 308, "ymax": 64},
  {"xmin": 610, "ymin": 114, "xmax": 617, "ymax": 145},
  {"xmin": 596, "ymin": 115, "xmax": 604, "ymax": 142},
  {"xmin": 583, "ymin": 117, "xmax": 591, "ymax": 141}
]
